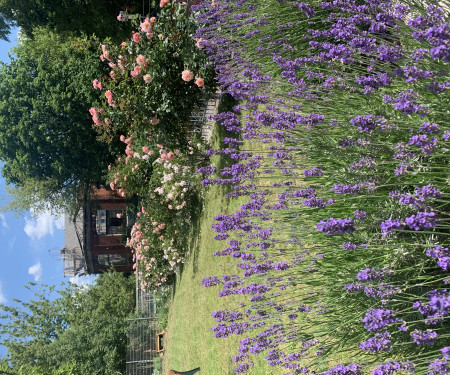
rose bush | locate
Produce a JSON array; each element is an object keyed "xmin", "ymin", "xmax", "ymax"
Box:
[
  {"xmin": 90, "ymin": 1, "xmax": 216, "ymax": 290},
  {"xmin": 90, "ymin": 1, "xmax": 216, "ymax": 153}
]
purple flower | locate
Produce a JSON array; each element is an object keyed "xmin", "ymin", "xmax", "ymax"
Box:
[
  {"xmin": 339, "ymin": 137, "xmax": 355, "ymax": 147},
  {"xmin": 202, "ymin": 276, "xmax": 222, "ymax": 287},
  {"xmin": 354, "ymin": 210, "xmax": 367, "ymax": 221},
  {"xmin": 429, "ymin": 348, "xmax": 450, "ymax": 375},
  {"xmin": 426, "ymin": 246, "xmax": 450, "ymax": 260},
  {"xmin": 377, "ymin": 44, "xmax": 404, "ymax": 63},
  {"xmin": 419, "ymin": 122, "xmax": 440, "ymax": 134},
  {"xmin": 273, "ymin": 261, "xmax": 290, "ymax": 271},
  {"xmin": 395, "ymin": 65, "xmax": 434, "ymax": 83},
  {"xmin": 316, "ymin": 217, "xmax": 355, "ymax": 235},
  {"xmin": 411, "ymin": 329, "xmax": 438, "ymax": 345},
  {"xmin": 404, "ymin": 211, "xmax": 437, "ymax": 231},
  {"xmin": 303, "ymin": 197, "xmax": 326, "ymax": 208},
  {"xmin": 395, "ymin": 161, "xmax": 414, "ymax": 176},
  {"xmin": 304, "ymin": 167, "xmax": 324, "ymax": 177},
  {"xmin": 197, "ymin": 165, "xmax": 217, "ymax": 175},
  {"xmin": 409, "ymin": 48, "xmax": 428, "ymax": 61},
  {"xmin": 381, "ymin": 218, "xmax": 404, "ymax": 236},
  {"xmin": 349, "ymin": 114, "xmax": 380, "ymax": 132},
  {"xmin": 295, "ymin": 2, "xmax": 315, "ymax": 18},
  {"xmin": 371, "ymin": 360, "xmax": 415, "ymax": 375},
  {"xmin": 384, "ymin": 89, "xmax": 428, "ymax": 116},
  {"xmin": 409, "ymin": 134, "xmax": 437, "ymax": 155},
  {"xmin": 413, "ymin": 289, "xmax": 450, "ymax": 324},
  {"xmin": 355, "ymin": 72, "xmax": 392, "ymax": 92},
  {"xmin": 321, "ymin": 363, "xmax": 363, "ymax": 375},
  {"xmin": 234, "ymin": 362, "xmax": 250, "ymax": 373},
  {"xmin": 416, "ymin": 185, "xmax": 442, "ymax": 200},
  {"xmin": 362, "ymin": 308, "xmax": 398, "ymax": 332},
  {"xmin": 332, "ymin": 184, "xmax": 361, "ymax": 194},
  {"xmin": 359, "ymin": 332, "xmax": 391, "ymax": 353},
  {"xmin": 357, "ymin": 268, "xmax": 391, "ymax": 282},
  {"xmin": 214, "ymin": 233, "xmax": 229, "ymax": 240},
  {"xmin": 345, "ymin": 283, "xmax": 364, "ymax": 293},
  {"xmin": 342, "ymin": 242, "xmax": 357, "ymax": 251},
  {"xmin": 349, "ymin": 157, "xmax": 376, "ymax": 170}
]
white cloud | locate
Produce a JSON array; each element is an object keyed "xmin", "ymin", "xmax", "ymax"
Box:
[
  {"xmin": 69, "ymin": 275, "xmax": 96, "ymax": 289},
  {"xmin": 24, "ymin": 211, "xmax": 65, "ymax": 240},
  {"xmin": 0, "ymin": 213, "xmax": 8, "ymax": 230},
  {"xmin": 0, "ymin": 281, "xmax": 6, "ymax": 304},
  {"xmin": 28, "ymin": 262, "xmax": 43, "ymax": 281},
  {"xmin": 8, "ymin": 235, "xmax": 16, "ymax": 250}
]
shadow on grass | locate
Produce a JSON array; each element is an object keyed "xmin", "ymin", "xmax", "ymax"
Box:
[
  {"xmin": 186, "ymin": 93, "xmax": 241, "ymax": 276},
  {"xmin": 210, "ymin": 93, "xmax": 241, "ymax": 197}
]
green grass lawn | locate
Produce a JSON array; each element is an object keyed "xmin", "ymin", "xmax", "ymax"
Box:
[
  {"xmin": 163, "ymin": 181, "xmax": 289, "ymax": 375},
  {"xmin": 162, "ymin": 96, "xmax": 286, "ymax": 374}
]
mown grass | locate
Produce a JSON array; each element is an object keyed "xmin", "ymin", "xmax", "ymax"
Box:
[{"xmin": 163, "ymin": 97, "xmax": 287, "ymax": 374}]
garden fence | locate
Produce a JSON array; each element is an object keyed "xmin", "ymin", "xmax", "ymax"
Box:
[
  {"xmin": 188, "ymin": 92, "xmax": 220, "ymax": 144},
  {"xmin": 126, "ymin": 316, "xmax": 160, "ymax": 375},
  {"xmin": 126, "ymin": 268, "xmax": 160, "ymax": 375}
]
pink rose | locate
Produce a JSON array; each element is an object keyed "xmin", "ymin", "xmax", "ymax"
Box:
[
  {"xmin": 143, "ymin": 74, "xmax": 152, "ymax": 83},
  {"xmin": 136, "ymin": 54, "xmax": 147, "ymax": 66},
  {"xmin": 140, "ymin": 19, "xmax": 151, "ymax": 33},
  {"xmin": 130, "ymin": 65, "xmax": 142, "ymax": 78},
  {"xmin": 151, "ymin": 117, "xmax": 159, "ymax": 125},
  {"xmin": 92, "ymin": 79, "xmax": 102, "ymax": 90},
  {"xmin": 132, "ymin": 32, "xmax": 141, "ymax": 43},
  {"xmin": 142, "ymin": 146, "xmax": 150, "ymax": 153},
  {"xmin": 195, "ymin": 77, "xmax": 204, "ymax": 87},
  {"xmin": 181, "ymin": 70, "xmax": 194, "ymax": 82},
  {"xmin": 160, "ymin": 0, "xmax": 170, "ymax": 7}
]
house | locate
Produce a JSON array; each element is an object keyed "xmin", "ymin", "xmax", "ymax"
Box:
[{"xmin": 62, "ymin": 186, "xmax": 134, "ymax": 276}]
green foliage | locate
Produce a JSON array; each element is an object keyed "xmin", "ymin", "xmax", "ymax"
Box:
[
  {"xmin": 0, "ymin": 0, "xmax": 141, "ymax": 42},
  {"xmin": 0, "ymin": 272, "xmax": 135, "ymax": 375},
  {"xmin": 0, "ymin": 177, "xmax": 79, "ymax": 218},
  {"xmin": 91, "ymin": 2, "xmax": 216, "ymax": 291},
  {"xmin": 90, "ymin": 2, "xmax": 216, "ymax": 154},
  {"xmin": 0, "ymin": 29, "xmax": 114, "ymax": 215}
]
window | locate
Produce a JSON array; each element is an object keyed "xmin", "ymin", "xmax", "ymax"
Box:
[
  {"xmin": 97, "ymin": 254, "xmax": 130, "ymax": 267},
  {"xmin": 96, "ymin": 209, "xmax": 125, "ymax": 235}
]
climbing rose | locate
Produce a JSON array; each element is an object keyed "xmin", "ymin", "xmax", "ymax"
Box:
[
  {"xmin": 195, "ymin": 77, "xmax": 205, "ymax": 87},
  {"xmin": 182, "ymin": 70, "xmax": 194, "ymax": 82}
]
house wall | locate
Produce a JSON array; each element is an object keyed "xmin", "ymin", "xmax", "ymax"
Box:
[{"xmin": 87, "ymin": 187, "xmax": 133, "ymax": 274}]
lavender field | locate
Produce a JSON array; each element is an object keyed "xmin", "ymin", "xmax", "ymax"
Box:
[{"xmin": 187, "ymin": 0, "xmax": 450, "ymax": 373}]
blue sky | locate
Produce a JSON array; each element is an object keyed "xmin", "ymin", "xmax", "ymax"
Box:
[{"xmin": 0, "ymin": 28, "xmax": 95, "ymax": 358}]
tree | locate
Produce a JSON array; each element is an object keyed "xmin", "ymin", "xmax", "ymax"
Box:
[
  {"xmin": 0, "ymin": 29, "xmax": 118, "ymax": 215},
  {"xmin": 0, "ymin": 177, "xmax": 79, "ymax": 218},
  {"xmin": 0, "ymin": 0, "xmax": 142, "ymax": 42},
  {"xmin": 0, "ymin": 272, "xmax": 136, "ymax": 374}
]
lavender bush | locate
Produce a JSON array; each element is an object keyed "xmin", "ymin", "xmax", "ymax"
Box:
[{"xmin": 192, "ymin": 0, "xmax": 450, "ymax": 373}]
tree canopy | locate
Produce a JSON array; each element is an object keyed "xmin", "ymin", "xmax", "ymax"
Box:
[
  {"xmin": 0, "ymin": 29, "xmax": 117, "ymax": 215},
  {"xmin": 0, "ymin": 272, "xmax": 136, "ymax": 374},
  {"xmin": 0, "ymin": 0, "xmax": 142, "ymax": 42}
]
